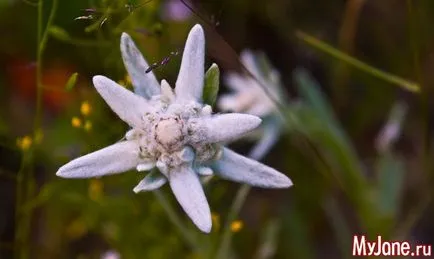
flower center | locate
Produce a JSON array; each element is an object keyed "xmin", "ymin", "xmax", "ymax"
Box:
[{"xmin": 155, "ymin": 117, "xmax": 185, "ymax": 152}]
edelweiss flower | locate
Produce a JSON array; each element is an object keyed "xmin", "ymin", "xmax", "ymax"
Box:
[
  {"xmin": 218, "ymin": 50, "xmax": 287, "ymax": 159},
  {"xmin": 56, "ymin": 25, "xmax": 292, "ymax": 233}
]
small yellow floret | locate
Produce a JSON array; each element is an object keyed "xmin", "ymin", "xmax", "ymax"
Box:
[
  {"xmin": 230, "ymin": 220, "xmax": 243, "ymax": 232},
  {"xmin": 71, "ymin": 117, "xmax": 82, "ymax": 128},
  {"xmin": 16, "ymin": 136, "xmax": 32, "ymax": 151},
  {"xmin": 84, "ymin": 120, "xmax": 92, "ymax": 131},
  {"xmin": 80, "ymin": 101, "xmax": 91, "ymax": 116}
]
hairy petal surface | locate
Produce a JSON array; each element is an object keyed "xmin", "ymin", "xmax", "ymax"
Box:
[
  {"xmin": 169, "ymin": 166, "xmax": 211, "ymax": 233},
  {"xmin": 120, "ymin": 33, "xmax": 160, "ymax": 98},
  {"xmin": 161, "ymin": 79, "xmax": 175, "ymax": 102},
  {"xmin": 213, "ymin": 148, "xmax": 292, "ymax": 188},
  {"xmin": 133, "ymin": 171, "xmax": 167, "ymax": 192},
  {"xmin": 191, "ymin": 113, "xmax": 261, "ymax": 144},
  {"xmin": 93, "ymin": 75, "xmax": 150, "ymax": 128},
  {"xmin": 56, "ymin": 141, "xmax": 141, "ymax": 178},
  {"xmin": 175, "ymin": 24, "xmax": 205, "ymax": 102}
]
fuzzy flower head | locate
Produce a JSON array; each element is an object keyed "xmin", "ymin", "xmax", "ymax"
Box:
[
  {"xmin": 218, "ymin": 50, "xmax": 285, "ymax": 118},
  {"xmin": 218, "ymin": 50, "xmax": 287, "ymax": 160},
  {"xmin": 56, "ymin": 25, "xmax": 292, "ymax": 233}
]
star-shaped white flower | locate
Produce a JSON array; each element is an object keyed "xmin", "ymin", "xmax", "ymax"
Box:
[
  {"xmin": 56, "ymin": 25, "xmax": 292, "ymax": 233},
  {"xmin": 218, "ymin": 50, "xmax": 287, "ymax": 160}
]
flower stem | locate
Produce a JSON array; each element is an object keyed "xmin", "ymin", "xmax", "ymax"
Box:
[
  {"xmin": 153, "ymin": 189, "xmax": 200, "ymax": 252},
  {"xmin": 295, "ymin": 30, "xmax": 420, "ymax": 93},
  {"xmin": 215, "ymin": 184, "xmax": 250, "ymax": 259},
  {"xmin": 14, "ymin": 157, "xmax": 26, "ymax": 259},
  {"xmin": 34, "ymin": 0, "xmax": 58, "ymax": 133},
  {"xmin": 14, "ymin": 0, "xmax": 57, "ymax": 258}
]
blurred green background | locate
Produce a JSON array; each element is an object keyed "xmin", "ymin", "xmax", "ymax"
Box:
[{"xmin": 1, "ymin": 0, "xmax": 434, "ymax": 258}]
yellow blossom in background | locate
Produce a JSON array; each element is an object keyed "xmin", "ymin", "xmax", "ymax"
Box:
[
  {"xmin": 16, "ymin": 136, "xmax": 32, "ymax": 151},
  {"xmin": 84, "ymin": 120, "xmax": 92, "ymax": 131},
  {"xmin": 230, "ymin": 220, "xmax": 243, "ymax": 232},
  {"xmin": 66, "ymin": 219, "xmax": 87, "ymax": 239},
  {"xmin": 80, "ymin": 101, "xmax": 91, "ymax": 116},
  {"xmin": 71, "ymin": 116, "xmax": 82, "ymax": 128},
  {"xmin": 211, "ymin": 212, "xmax": 220, "ymax": 231},
  {"xmin": 88, "ymin": 179, "xmax": 103, "ymax": 201}
]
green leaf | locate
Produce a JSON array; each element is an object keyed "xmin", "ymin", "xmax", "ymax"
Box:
[
  {"xmin": 323, "ymin": 197, "xmax": 352, "ymax": 259},
  {"xmin": 283, "ymin": 210, "xmax": 315, "ymax": 259},
  {"xmin": 65, "ymin": 73, "xmax": 78, "ymax": 91},
  {"xmin": 48, "ymin": 26, "xmax": 70, "ymax": 41},
  {"xmin": 293, "ymin": 68, "xmax": 335, "ymax": 121},
  {"xmin": 376, "ymin": 152, "xmax": 404, "ymax": 218},
  {"xmin": 293, "ymin": 68, "xmax": 377, "ymax": 231},
  {"xmin": 295, "ymin": 31, "xmax": 420, "ymax": 93},
  {"xmin": 203, "ymin": 63, "xmax": 220, "ymax": 106}
]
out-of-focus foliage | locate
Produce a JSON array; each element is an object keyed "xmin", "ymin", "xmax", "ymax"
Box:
[{"xmin": 1, "ymin": 0, "xmax": 433, "ymax": 259}]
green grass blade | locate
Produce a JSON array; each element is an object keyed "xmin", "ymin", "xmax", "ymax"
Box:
[{"xmin": 295, "ymin": 31, "xmax": 420, "ymax": 93}]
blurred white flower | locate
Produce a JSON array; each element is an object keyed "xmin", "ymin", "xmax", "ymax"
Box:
[
  {"xmin": 56, "ymin": 25, "xmax": 292, "ymax": 233},
  {"xmin": 162, "ymin": 0, "xmax": 191, "ymax": 21},
  {"xmin": 375, "ymin": 101, "xmax": 407, "ymax": 153},
  {"xmin": 218, "ymin": 50, "xmax": 287, "ymax": 160},
  {"xmin": 101, "ymin": 250, "xmax": 120, "ymax": 259}
]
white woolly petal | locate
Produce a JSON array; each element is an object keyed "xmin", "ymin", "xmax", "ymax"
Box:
[
  {"xmin": 92, "ymin": 75, "xmax": 150, "ymax": 128},
  {"xmin": 161, "ymin": 79, "xmax": 175, "ymax": 102},
  {"xmin": 213, "ymin": 148, "xmax": 292, "ymax": 188},
  {"xmin": 178, "ymin": 146, "xmax": 195, "ymax": 162},
  {"xmin": 125, "ymin": 129, "xmax": 142, "ymax": 140},
  {"xmin": 133, "ymin": 171, "xmax": 167, "ymax": 193},
  {"xmin": 191, "ymin": 113, "xmax": 261, "ymax": 144},
  {"xmin": 197, "ymin": 167, "xmax": 213, "ymax": 176},
  {"xmin": 201, "ymin": 105, "xmax": 212, "ymax": 116},
  {"xmin": 175, "ymin": 24, "xmax": 205, "ymax": 103},
  {"xmin": 56, "ymin": 141, "xmax": 141, "ymax": 178},
  {"xmin": 169, "ymin": 166, "xmax": 211, "ymax": 233},
  {"xmin": 120, "ymin": 33, "xmax": 160, "ymax": 98},
  {"xmin": 156, "ymin": 160, "xmax": 169, "ymax": 177},
  {"xmin": 136, "ymin": 162, "xmax": 155, "ymax": 172}
]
